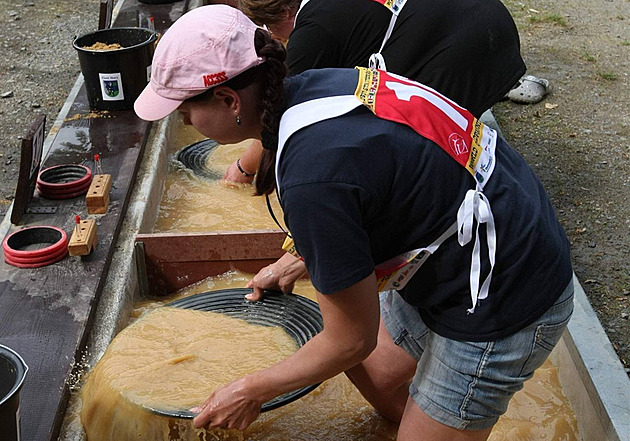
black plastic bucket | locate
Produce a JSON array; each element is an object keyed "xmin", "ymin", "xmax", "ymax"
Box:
[
  {"xmin": 0, "ymin": 344, "xmax": 28, "ymax": 441},
  {"xmin": 73, "ymin": 28, "xmax": 158, "ymax": 111}
]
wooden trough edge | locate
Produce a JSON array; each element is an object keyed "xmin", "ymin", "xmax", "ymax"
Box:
[{"xmin": 135, "ymin": 230, "xmax": 286, "ymax": 296}]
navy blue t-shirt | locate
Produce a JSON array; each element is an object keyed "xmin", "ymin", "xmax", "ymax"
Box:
[{"xmin": 277, "ymin": 69, "xmax": 572, "ymax": 341}]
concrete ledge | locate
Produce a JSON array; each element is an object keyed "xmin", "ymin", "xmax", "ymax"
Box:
[
  {"xmin": 550, "ymin": 274, "xmax": 630, "ymax": 441},
  {"xmin": 58, "ymin": 113, "xmax": 175, "ymax": 440}
]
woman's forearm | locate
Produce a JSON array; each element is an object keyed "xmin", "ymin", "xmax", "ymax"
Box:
[
  {"xmin": 193, "ymin": 273, "xmax": 380, "ymax": 430},
  {"xmin": 240, "ymin": 139, "xmax": 264, "ymax": 174},
  {"xmin": 223, "ymin": 139, "xmax": 264, "ymax": 183},
  {"xmin": 245, "ymin": 274, "xmax": 380, "ymax": 402}
]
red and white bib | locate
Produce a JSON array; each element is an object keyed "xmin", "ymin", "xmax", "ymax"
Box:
[{"xmin": 277, "ymin": 68, "xmax": 497, "ymax": 314}]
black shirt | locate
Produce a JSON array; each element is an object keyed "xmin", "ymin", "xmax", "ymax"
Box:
[
  {"xmin": 278, "ymin": 69, "xmax": 572, "ymax": 341},
  {"xmin": 287, "ymin": 0, "xmax": 526, "ymax": 117}
]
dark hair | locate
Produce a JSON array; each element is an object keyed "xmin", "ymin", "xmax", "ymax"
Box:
[
  {"xmin": 252, "ymin": 28, "xmax": 287, "ymax": 196},
  {"xmin": 238, "ymin": 0, "xmax": 301, "ymax": 27}
]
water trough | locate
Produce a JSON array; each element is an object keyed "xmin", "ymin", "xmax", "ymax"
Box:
[{"xmin": 54, "ymin": 109, "xmax": 630, "ymax": 440}]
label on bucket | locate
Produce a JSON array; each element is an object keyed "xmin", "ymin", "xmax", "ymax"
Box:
[
  {"xmin": 99, "ymin": 72, "xmax": 125, "ymax": 101},
  {"xmin": 146, "ymin": 64, "xmax": 152, "ymax": 82}
]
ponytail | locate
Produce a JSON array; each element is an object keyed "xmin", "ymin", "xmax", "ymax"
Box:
[{"xmin": 253, "ymin": 28, "xmax": 287, "ymax": 196}]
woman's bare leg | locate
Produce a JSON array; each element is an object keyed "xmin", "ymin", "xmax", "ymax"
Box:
[
  {"xmin": 398, "ymin": 398, "xmax": 493, "ymax": 441},
  {"xmin": 345, "ymin": 319, "xmax": 417, "ymax": 423}
]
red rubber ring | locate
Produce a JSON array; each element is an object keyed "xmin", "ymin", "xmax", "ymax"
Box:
[
  {"xmin": 3, "ymin": 226, "xmax": 68, "ymax": 259},
  {"xmin": 2, "ymin": 226, "xmax": 68, "ymax": 267},
  {"xmin": 4, "ymin": 249, "xmax": 67, "ymax": 268},
  {"xmin": 37, "ymin": 164, "xmax": 92, "ymax": 187},
  {"xmin": 37, "ymin": 178, "xmax": 92, "ymax": 193},
  {"xmin": 37, "ymin": 188, "xmax": 91, "ymax": 200},
  {"xmin": 36, "ymin": 164, "xmax": 92, "ymax": 195},
  {"xmin": 4, "ymin": 245, "xmax": 68, "ymax": 264},
  {"xmin": 36, "ymin": 181, "xmax": 92, "ymax": 195},
  {"xmin": 37, "ymin": 180, "xmax": 92, "ymax": 198}
]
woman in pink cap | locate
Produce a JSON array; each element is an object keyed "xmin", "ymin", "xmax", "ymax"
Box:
[{"xmin": 135, "ymin": 6, "xmax": 573, "ymax": 441}]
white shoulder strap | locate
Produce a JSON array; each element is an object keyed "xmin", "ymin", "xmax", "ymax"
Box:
[
  {"xmin": 295, "ymin": 0, "xmax": 310, "ymax": 25},
  {"xmin": 368, "ymin": 0, "xmax": 408, "ymax": 70},
  {"xmin": 275, "ymin": 95, "xmax": 362, "ymax": 195}
]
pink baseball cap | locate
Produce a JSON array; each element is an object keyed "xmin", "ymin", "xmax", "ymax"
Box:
[{"xmin": 134, "ymin": 5, "xmax": 265, "ymax": 121}]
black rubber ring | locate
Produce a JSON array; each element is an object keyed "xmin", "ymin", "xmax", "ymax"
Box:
[
  {"xmin": 145, "ymin": 288, "xmax": 324, "ymax": 417},
  {"xmin": 176, "ymin": 139, "xmax": 222, "ymax": 180}
]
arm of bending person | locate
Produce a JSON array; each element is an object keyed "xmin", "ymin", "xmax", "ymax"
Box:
[
  {"xmin": 223, "ymin": 139, "xmax": 264, "ymax": 183},
  {"xmin": 192, "ymin": 272, "xmax": 380, "ymax": 431}
]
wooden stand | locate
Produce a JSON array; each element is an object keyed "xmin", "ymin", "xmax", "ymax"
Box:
[
  {"xmin": 68, "ymin": 219, "xmax": 98, "ymax": 256},
  {"xmin": 11, "ymin": 115, "xmax": 45, "ymax": 225},
  {"xmin": 86, "ymin": 174, "xmax": 112, "ymax": 214}
]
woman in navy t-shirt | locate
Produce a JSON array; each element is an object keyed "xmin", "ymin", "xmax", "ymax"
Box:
[{"xmin": 135, "ymin": 7, "xmax": 573, "ymax": 440}]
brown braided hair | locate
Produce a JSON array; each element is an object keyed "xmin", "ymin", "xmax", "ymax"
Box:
[{"xmin": 252, "ymin": 28, "xmax": 287, "ymax": 196}]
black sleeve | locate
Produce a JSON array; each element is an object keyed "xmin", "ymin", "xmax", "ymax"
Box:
[
  {"xmin": 281, "ymin": 181, "xmax": 374, "ymax": 294},
  {"xmin": 286, "ymin": 22, "xmax": 342, "ymax": 76}
]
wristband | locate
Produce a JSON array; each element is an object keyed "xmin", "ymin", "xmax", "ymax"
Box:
[{"xmin": 236, "ymin": 158, "xmax": 256, "ymax": 177}]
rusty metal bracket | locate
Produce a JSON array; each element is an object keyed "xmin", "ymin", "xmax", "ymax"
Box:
[{"xmin": 134, "ymin": 241, "xmax": 150, "ymax": 298}]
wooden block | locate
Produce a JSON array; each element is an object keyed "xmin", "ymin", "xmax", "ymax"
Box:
[
  {"xmin": 86, "ymin": 174, "xmax": 112, "ymax": 214},
  {"xmin": 68, "ymin": 219, "xmax": 98, "ymax": 256}
]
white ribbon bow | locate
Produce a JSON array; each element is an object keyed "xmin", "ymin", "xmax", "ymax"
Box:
[{"xmin": 457, "ymin": 188, "xmax": 497, "ymax": 314}]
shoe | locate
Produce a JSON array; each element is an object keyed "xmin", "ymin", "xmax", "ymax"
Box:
[{"xmin": 507, "ymin": 75, "xmax": 551, "ymax": 104}]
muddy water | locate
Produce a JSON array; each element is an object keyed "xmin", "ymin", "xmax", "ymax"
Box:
[
  {"xmin": 153, "ymin": 125, "xmax": 283, "ymax": 233},
  {"xmin": 80, "ymin": 273, "xmax": 396, "ymax": 441},
  {"xmin": 80, "ymin": 271, "xmax": 581, "ymax": 441}
]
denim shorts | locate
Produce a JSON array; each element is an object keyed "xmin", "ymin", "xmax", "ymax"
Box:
[{"xmin": 380, "ymin": 279, "xmax": 574, "ymax": 430}]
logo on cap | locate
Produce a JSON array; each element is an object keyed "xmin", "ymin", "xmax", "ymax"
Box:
[{"xmin": 203, "ymin": 72, "xmax": 228, "ymax": 87}]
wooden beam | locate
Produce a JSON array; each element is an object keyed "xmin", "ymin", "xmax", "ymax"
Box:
[
  {"xmin": 68, "ymin": 219, "xmax": 98, "ymax": 256},
  {"xmin": 86, "ymin": 174, "xmax": 112, "ymax": 214},
  {"xmin": 136, "ymin": 230, "xmax": 286, "ymax": 294}
]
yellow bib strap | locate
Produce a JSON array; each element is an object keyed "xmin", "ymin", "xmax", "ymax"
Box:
[{"xmin": 282, "ymin": 236, "xmax": 302, "ymax": 260}]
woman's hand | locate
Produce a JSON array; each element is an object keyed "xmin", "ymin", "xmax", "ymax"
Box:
[
  {"xmin": 222, "ymin": 139, "xmax": 264, "ymax": 183},
  {"xmin": 223, "ymin": 160, "xmax": 255, "ymax": 184},
  {"xmin": 192, "ymin": 376, "xmax": 263, "ymax": 431},
  {"xmin": 246, "ymin": 252, "xmax": 307, "ymax": 301}
]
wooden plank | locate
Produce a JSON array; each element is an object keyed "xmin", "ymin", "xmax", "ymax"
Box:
[
  {"xmin": 137, "ymin": 230, "xmax": 286, "ymax": 261},
  {"xmin": 137, "ymin": 231, "xmax": 286, "ymax": 294},
  {"xmin": 98, "ymin": 0, "xmax": 114, "ymax": 30},
  {"xmin": 0, "ymin": 2, "xmax": 191, "ymax": 440},
  {"xmin": 11, "ymin": 115, "xmax": 45, "ymax": 225},
  {"xmin": 143, "ymin": 258, "xmax": 283, "ymax": 295},
  {"xmin": 0, "ymin": 90, "xmax": 148, "ymax": 441}
]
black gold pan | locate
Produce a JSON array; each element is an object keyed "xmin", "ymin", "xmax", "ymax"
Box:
[
  {"xmin": 145, "ymin": 288, "xmax": 324, "ymax": 419},
  {"xmin": 176, "ymin": 138, "xmax": 222, "ymax": 180}
]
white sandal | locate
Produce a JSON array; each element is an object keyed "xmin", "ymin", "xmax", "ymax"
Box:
[{"xmin": 507, "ymin": 75, "xmax": 551, "ymax": 104}]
